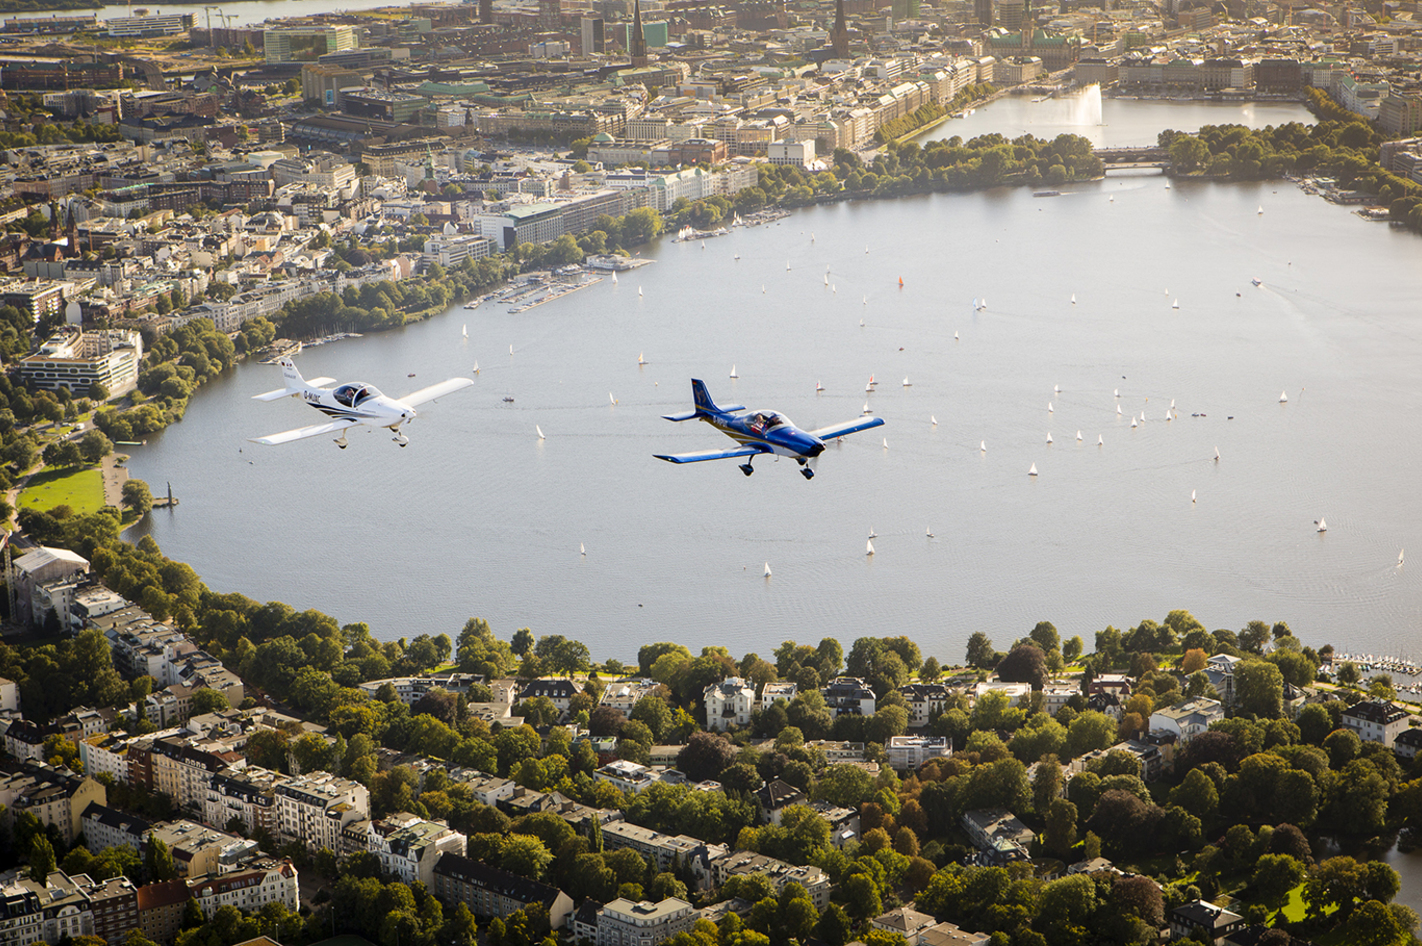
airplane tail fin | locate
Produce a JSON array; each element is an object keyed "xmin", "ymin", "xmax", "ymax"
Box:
[
  {"xmin": 691, "ymin": 379, "xmax": 719, "ymax": 416},
  {"xmin": 662, "ymin": 378, "xmax": 734, "ymax": 421},
  {"xmin": 253, "ymin": 357, "xmax": 330, "ymax": 401},
  {"xmin": 280, "ymin": 357, "xmax": 306, "ymax": 391}
]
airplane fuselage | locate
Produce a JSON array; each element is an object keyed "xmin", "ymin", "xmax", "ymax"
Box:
[
  {"xmin": 303, "ymin": 388, "xmax": 414, "ymax": 430},
  {"xmin": 705, "ymin": 410, "xmax": 825, "ymax": 459}
]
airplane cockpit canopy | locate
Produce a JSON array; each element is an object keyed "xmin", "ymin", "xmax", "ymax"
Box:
[
  {"xmin": 751, "ymin": 411, "xmax": 788, "ymax": 430},
  {"xmin": 334, "ymin": 383, "xmax": 382, "ymax": 408}
]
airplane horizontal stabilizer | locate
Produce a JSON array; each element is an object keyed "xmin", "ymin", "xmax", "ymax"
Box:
[
  {"xmin": 399, "ymin": 377, "xmax": 476, "ymax": 407},
  {"xmin": 662, "ymin": 410, "xmax": 699, "ymax": 421},
  {"xmin": 654, "ymin": 445, "xmax": 767, "ymax": 463},
  {"xmin": 252, "ymin": 377, "xmax": 336, "ymax": 401},
  {"xmin": 809, "ymin": 416, "xmax": 886, "ymax": 440},
  {"xmin": 249, "ymin": 418, "xmax": 360, "ymax": 446}
]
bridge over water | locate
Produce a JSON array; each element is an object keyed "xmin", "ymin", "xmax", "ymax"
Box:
[{"xmin": 1093, "ymin": 145, "xmax": 1171, "ymax": 170}]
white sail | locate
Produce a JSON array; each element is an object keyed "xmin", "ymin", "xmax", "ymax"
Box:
[
  {"xmin": 536, "ymin": 425, "xmax": 545, "ymax": 440},
  {"xmin": 931, "ymin": 416, "xmax": 938, "ymax": 426},
  {"xmin": 1191, "ymin": 490, "xmax": 1196, "ymax": 503},
  {"xmin": 730, "ymin": 365, "xmax": 738, "ymax": 378},
  {"xmin": 1046, "ymin": 433, "xmax": 1053, "ymax": 444},
  {"xmin": 1076, "ymin": 431, "xmax": 1082, "ymax": 441},
  {"xmin": 1131, "ymin": 418, "xmax": 1138, "ymax": 428},
  {"xmin": 1214, "ymin": 446, "xmax": 1220, "ymax": 461},
  {"xmin": 473, "ymin": 362, "xmax": 479, "ymax": 374},
  {"xmin": 903, "ymin": 377, "xmax": 911, "ymax": 387},
  {"xmin": 462, "ymin": 324, "xmax": 467, "ymax": 338},
  {"xmin": 1258, "ymin": 205, "xmax": 1264, "ymax": 214},
  {"xmin": 882, "ymin": 437, "xmax": 888, "ymax": 449},
  {"xmin": 1172, "ymin": 299, "xmax": 1180, "ymax": 309},
  {"xmin": 926, "ymin": 525, "xmax": 933, "ymax": 537},
  {"xmin": 1070, "ymin": 294, "xmax": 1076, "ymax": 304},
  {"xmin": 1279, "ymin": 390, "xmax": 1288, "ymax": 403},
  {"xmin": 638, "ymin": 286, "xmax": 643, "ymax": 297},
  {"xmin": 509, "ymin": 345, "xmax": 514, "ymax": 355},
  {"xmin": 609, "ymin": 393, "xmax": 617, "ymax": 405},
  {"xmin": 1054, "ymin": 384, "xmax": 1061, "ymax": 393},
  {"xmin": 1098, "ymin": 434, "xmax": 1104, "ymax": 445},
  {"xmin": 638, "ymin": 352, "xmax": 646, "ymax": 365},
  {"xmin": 866, "ymin": 382, "xmax": 874, "ymax": 393},
  {"xmin": 980, "ymin": 441, "xmax": 986, "ymax": 452},
  {"xmin": 868, "ymin": 527, "xmax": 876, "ymax": 539},
  {"xmin": 816, "ymin": 381, "xmax": 824, "ymax": 392},
  {"xmin": 954, "ymin": 331, "xmax": 959, "ymax": 340},
  {"xmin": 612, "ymin": 273, "xmax": 618, "ymax": 284},
  {"xmin": 1400, "ymin": 549, "xmax": 1406, "ymax": 566},
  {"xmin": 580, "ymin": 543, "xmax": 586, "ymax": 556},
  {"xmin": 1316, "ymin": 518, "xmax": 1327, "ymax": 532},
  {"xmin": 1048, "ymin": 402, "xmax": 1054, "ymax": 412},
  {"xmin": 1114, "ymin": 388, "xmax": 1119, "ymax": 397},
  {"xmin": 1117, "ymin": 404, "xmax": 1122, "ymax": 415},
  {"xmin": 1028, "ymin": 463, "xmax": 1038, "ymax": 476},
  {"xmin": 863, "ymin": 402, "xmax": 872, "ymax": 414},
  {"xmin": 764, "ymin": 562, "xmax": 772, "ymax": 577},
  {"xmin": 866, "ymin": 539, "xmax": 875, "ymax": 556}
]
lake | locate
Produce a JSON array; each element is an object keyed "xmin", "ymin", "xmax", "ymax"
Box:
[{"xmin": 124, "ymin": 94, "xmax": 1422, "ymax": 668}]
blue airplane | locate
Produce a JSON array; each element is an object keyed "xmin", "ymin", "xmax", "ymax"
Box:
[{"xmin": 655, "ymin": 379, "xmax": 885, "ymax": 479}]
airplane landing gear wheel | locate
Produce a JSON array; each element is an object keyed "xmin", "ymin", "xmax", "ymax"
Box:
[
  {"xmin": 801, "ymin": 468, "xmax": 815, "ymax": 479},
  {"xmin": 739, "ymin": 463, "xmax": 754, "ymax": 476}
]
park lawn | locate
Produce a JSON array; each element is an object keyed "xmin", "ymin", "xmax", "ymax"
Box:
[
  {"xmin": 1279, "ymin": 882, "xmax": 1308, "ymax": 922},
  {"xmin": 18, "ymin": 466, "xmax": 105, "ymax": 514}
]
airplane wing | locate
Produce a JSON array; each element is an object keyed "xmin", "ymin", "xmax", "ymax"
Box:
[
  {"xmin": 398, "ymin": 377, "xmax": 475, "ymax": 407},
  {"xmin": 654, "ymin": 445, "xmax": 768, "ymax": 464},
  {"xmin": 248, "ymin": 418, "xmax": 361, "ymax": 446},
  {"xmin": 809, "ymin": 416, "xmax": 886, "ymax": 440}
]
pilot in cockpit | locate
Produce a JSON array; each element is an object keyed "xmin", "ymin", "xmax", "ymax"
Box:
[
  {"xmin": 335, "ymin": 384, "xmax": 366, "ymax": 408},
  {"xmin": 750, "ymin": 413, "xmax": 767, "ymax": 433}
]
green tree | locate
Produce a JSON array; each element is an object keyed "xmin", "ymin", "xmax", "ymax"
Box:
[
  {"xmin": 122, "ymin": 479, "xmax": 154, "ymax": 515},
  {"xmin": 1234, "ymin": 660, "xmax": 1284, "ymax": 718},
  {"xmin": 145, "ymin": 837, "xmax": 176, "ymax": 882},
  {"xmin": 28, "ymin": 834, "xmax": 55, "ymax": 883}
]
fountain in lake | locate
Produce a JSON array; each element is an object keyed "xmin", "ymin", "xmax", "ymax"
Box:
[{"xmin": 1064, "ymin": 83, "xmax": 1104, "ymax": 126}]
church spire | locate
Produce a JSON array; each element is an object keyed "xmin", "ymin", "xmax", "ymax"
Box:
[
  {"xmin": 629, "ymin": 0, "xmax": 647, "ymax": 67},
  {"xmin": 830, "ymin": 0, "xmax": 849, "ymax": 58}
]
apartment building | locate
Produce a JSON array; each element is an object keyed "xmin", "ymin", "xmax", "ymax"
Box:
[
  {"xmin": 187, "ymin": 859, "xmax": 299, "ymax": 917},
  {"xmin": 1342, "ymin": 700, "xmax": 1410, "ymax": 749},
  {"xmin": 600, "ymin": 821, "xmax": 727, "ymax": 889},
  {"xmin": 433, "ymin": 853, "xmax": 576, "ymax": 929},
  {"xmin": 886, "ymin": 735, "xmax": 952, "ymax": 771},
  {"xmin": 710, "ymin": 851, "xmax": 831, "ymax": 910},
  {"xmin": 703, "ymin": 678, "xmax": 755, "ymax": 731},
  {"xmin": 81, "ymin": 804, "xmax": 151, "ymax": 854},
  {"xmin": 275, "ymin": 772, "xmax": 370, "ymax": 851},
  {"xmin": 595, "ymin": 897, "xmax": 697, "ymax": 946},
  {"xmin": 821, "ymin": 678, "xmax": 876, "ymax": 717},
  {"xmin": 206, "ymin": 765, "xmax": 282, "ymax": 837}
]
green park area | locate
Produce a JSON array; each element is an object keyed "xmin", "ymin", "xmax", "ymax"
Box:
[{"xmin": 17, "ymin": 465, "xmax": 105, "ymax": 514}]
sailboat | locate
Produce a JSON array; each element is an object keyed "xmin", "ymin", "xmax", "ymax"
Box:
[
  {"xmin": 1070, "ymin": 293, "xmax": 1076, "ymax": 305},
  {"xmin": 1116, "ymin": 404, "xmax": 1122, "ymax": 415},
  {"xmin": 865, "ymin": 245, "xmax": 869, "ymax": 254},
  {"xmin": 1130, "ymin": 417, "xmax": 1138, "ymax": 428},
  {"xmin": 1316, "ymin": 518, "xmax": 1327, "ymax": 533},
  {"xmin": 931, "ymin": 416, "xmax": 938, "ymax": 426},
  {"xmin": 1279, "ymin": 390, "xmax": 1288, "ymax": 403},
  {"xmin": 1400, "ymin": 549, "xmax": 1406, "ymax": 566},
  {"xmin": 612, "ymin": 272, "xmax": 618, "ymax": 284},
  {"xmin": 868, "ymin": 526, "xmax": 877, "ymax": 539},
  {"xmin": 764, "ymin": 562, "xmax": 772, "ymax": 578},
  {"xmin": 824, "ymin": 274, "xmax": 829, "ymax": 286},
  {"xmin": 1214, "ymin": 446, "xmax": 1220, "ymax": 461},
  {"xmin": 1047, "ymin": 402, "xmax": 1054, "ymax": 413},
  {"xmin": 1046, "ymin": 433, "xmax": 1053, "ymax": 444},
  {"xmin": 1076, "ymin": 431, "xmax": 1082, "ymax": 441},
  {"xmin": 926, "ymin": 525, "xmax": 933, "ymax": 538},
  {"xmin": 882, "ymin": 437, "xmax": 888, "ymax": 449},
  {"xmin": 1172, "ymin": 299, "xmax": 1180, "ymax": 310},
  {"xmin": 898, "ymin": 277, "xmax": 904, "ymax": 288},
  {"xmin": 609, "ymin": 393, "xmax": 617, "ymax": 405},
  {"xmin": 954, "ymin": 331, "xmax": 959, "ymax": 341},
  {"xmin": 462, "ymin": 324, "xmax": 468, "ymax": 338},
  {"xmin": 866, "ymin": 539, "xmax": 875, "ymax": 556},
  {"xmin": 902, "ymin": 377, "xmax": 911, "ymax": 387},
  {"xmin": 1191, "ymin": 489, "xmax": 1196, "ymax": 503},
  {"xmin": 868, "ymin": 374, "xmax": 877, "ymax": 388},
  {"xmin": 1114, "ymin": 388, "xmax": 1119, "ymax": 397},
  {"xmin": 863, "ymin": 296, "xmax": 868, "ymax": 305},
  {"xmin": 730, "ymin": 365, "xmax": 738, "ymax": 379},
  {"xmin": 580, "ymin": 543, "xmax": 586, "ymax": 556},
  {"xmin": 1097, "ymin": 434, "xmax": 1104, "ymax": 446},
  {"xmin": 980, "ymin": 441, "xmax": 986, "ymax": 452},
  {"xmin": 508, "ymin": 344, "xmax": 514, "ymax": 355},
  {"xmin": 638, "ymin": 286, "xmax": 643, "ymax": 297},
  {"xmin": 1258, "ymin": 205, "xmax": 1264, "ymax": 215},
  {"xmin": 472, "ymin": 362, "xmax": 479, "ymax": 374},
  {"xmin": 865, "ymin": 382, "xmax": 874, "ymax": 393},
  {"xmin": 786, "ymin": 261, "xmax": 791, "ymax": 271},
  {"xmin": 1028, "ymin": 463, "xmax": 1038, "ymax": 476},
  {"xmin": 536, "ymin": 425, "xmax": 545, "ymax": 440},
  {"xmin": 1054, "ymin": 384, "xmax": 1061, "ymax": 394},
  {"xmin": 638, "ymin": 352, "xmax": 646, "ymax": 365},
  {"xmin": 863, "ymin": 402, "xmax": 872, "ymax": 414},
  {"xmin": 816, "ymin": 381, "xmax": 824, "ymax": 392}
]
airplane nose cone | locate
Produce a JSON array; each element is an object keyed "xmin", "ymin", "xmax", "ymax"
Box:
[{"xmin": 807, "ymin": 439, "xmax": 825, "ymax": 457}]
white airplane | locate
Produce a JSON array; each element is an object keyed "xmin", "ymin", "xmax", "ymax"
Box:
[{"xmin": 249, "ymin": 358, "xmax": 474, "ymax": 448}]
